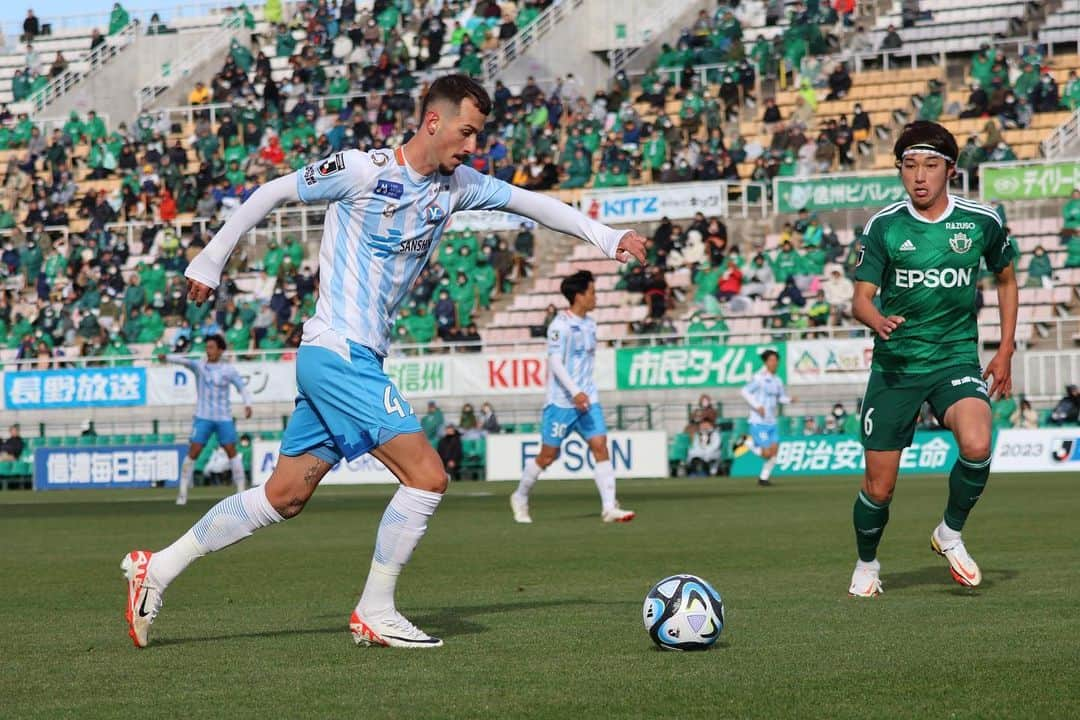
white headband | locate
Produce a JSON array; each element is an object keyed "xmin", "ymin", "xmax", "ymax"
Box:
[{"xmin": 900, "ymin": 145, "xmax": 954, "ymax": 163}]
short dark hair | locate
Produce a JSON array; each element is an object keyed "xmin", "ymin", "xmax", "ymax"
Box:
[
  {"xmin": 420, "ymin": 74, "xmax": 492, "ymax": 119},
  {"xmin": 893, "ymin": 121, "xmax": 958, "ymax": 165},
  {"xmin": 560, "ymin": 270, "xmax": 594, "ymax": 305},
  {"xmin": 760, "ymin": 349, "xmax": 779, "ymax": 363},
  {"xmin": 207, "ymin": 334, "xmax": 227, "ymax": 351}
]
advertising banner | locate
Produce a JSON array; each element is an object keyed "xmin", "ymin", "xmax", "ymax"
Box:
[
  {"xmin": 252, "ymin": 440, "xmax": 397, "ymax": 485},
  {"xmin": 4, "ymin": 367, "xmax": 146, "ymax": 410},
  {"xmin": 447, "ymin": 210, "xmax": 530, "ymax": 232},
  {"xmin": 729, "ymin": 432, "xmax": 958, "ymax": 477},
  {"xmin": 991, "ymin": 428, "xmax": 1080, "ymax": 473},
  {"xmin": 146, "ymin": 362, "xmax": 297, "ymax": 406},
  {"xmin": 580, "ymin": 182, "xmax": 728, "ymax": 224},
  {"xmin": 451, "ymin": 349, "xmax": 616, "ymax": 397},
  {"xmin": 615, "ymin": 344, "xmax": 781, "ymax": 390},
  {"xmin": 785, "ymin": 339, "xmax": 874, "ymax": 386},
  {"xmin": 774, "ymin": 172, "xmax": 906, "ymax": 213},
  {"xmin": 33, "ymin": 444, "xmax": 184, "ymax": 490},
  {"xmin": 484, "ymin": 431, "xmax": 668, "ymax": 481},
  {"xmin": 384, "ymin": 356, "xmax": 453, "ymax": 397},
  {"xmin": 979, "ymin": 160, "xmax": 1080, "ymax": 201}
]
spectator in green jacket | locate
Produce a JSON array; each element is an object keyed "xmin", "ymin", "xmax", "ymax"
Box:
[
  {"xmin": 108, "ymin": 2, "xmax": 130, "ymax": 35},
  {"xmin": 1024, "ymin": 246, "xmax": 1053, "ymax": 287}
]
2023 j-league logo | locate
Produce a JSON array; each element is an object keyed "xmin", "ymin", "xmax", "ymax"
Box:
[{"xmin": 1051, "ymin": 436, "xmax": 1080, "ymax": 463}]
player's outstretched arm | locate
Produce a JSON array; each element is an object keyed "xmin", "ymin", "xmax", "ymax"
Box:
[
  {"xmin": 185, "ymin": 173, "xmax": 301, "ymax": 304},
  {"xmin": 852, "ymin": 281, "xmax": 904, "ymax": 340},
  {"xmin": 984, "ymin": 264, "xmax": 1018, "ymax": 398},
  {"xmin": 502, "ymin": 186, "xmax": 646, "ymax": 264}
]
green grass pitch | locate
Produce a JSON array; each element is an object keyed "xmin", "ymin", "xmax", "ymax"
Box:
[{"xmin": 2, "ymin": 472, "xmax": 1078, "ymax": 719}]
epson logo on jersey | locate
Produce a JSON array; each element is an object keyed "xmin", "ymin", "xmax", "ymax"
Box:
[
  {"xmin": 945, "ymin": 222, "xmax": 976, "ymax": 230},
  {"xmin": 894, "ymin": 267, "xmax": 973, "ymax": 288}
]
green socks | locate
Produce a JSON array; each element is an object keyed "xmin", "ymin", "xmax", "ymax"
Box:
[
  {"xmin": 853, "ymin": 490, "xmax": 890, "ymax": 562},
  {"xmin": 944, "ymin": 454, "xmax": 991, "ymax": 531}
]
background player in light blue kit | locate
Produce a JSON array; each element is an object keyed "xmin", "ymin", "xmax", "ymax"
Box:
[
  {"xmin": 510, "ymin": 270, "xmax": 635, "ymax": 524},
  {"xmin": 737, "ymin": 349, "xmax": 791, "ymax": 486},
  {"xmin": 121, "ymin": 75, "xmax": 647, "ymax": 650},
  {"xmin": 160, "ymin": 334, "xmax": 253, "ymax": 505}
]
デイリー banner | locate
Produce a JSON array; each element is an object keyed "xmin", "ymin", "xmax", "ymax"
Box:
[
  {"xmin": 615, "ymin": 344, "xmax": 782, "ymax": 390},
  {"xmin": 979, "ymin": 160, "xmax": 1080, "ymax": 201},
  {"xmin": 773, "ymin": 172, "xmax": 905, "ymax": 213}
]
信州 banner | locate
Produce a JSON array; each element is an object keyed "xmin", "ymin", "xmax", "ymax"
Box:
[
  {"xmin": 33, "ymin": 444, "xmax": 184, "ymax": 490},
  {"xmin": 774, "ymin": 172, "xmax": 905, "ymax": 213}
]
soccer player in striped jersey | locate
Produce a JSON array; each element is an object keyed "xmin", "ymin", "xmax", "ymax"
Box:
[
  {"xmin": 121, "ymin": 75, "xmax": 647, "ymax": 649},
  {"xmin": 736, "ymin": 349, "xmax": 791, "ymax": 487},
  {"xmin": 510, "ymin": 270, "xmax": 635, "ymax": 524},
  {"xmin": 847, "ymin": 121, "xmax": 1017, "ymax": 597},
  {"xmin": 160, "ymin": 335, "xmax": 253, "ymax": 505}
]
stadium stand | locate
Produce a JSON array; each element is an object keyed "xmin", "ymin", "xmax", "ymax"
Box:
[{"xmin": 0, "ymin": 0, "xmax": 1077, "ymax": 486}]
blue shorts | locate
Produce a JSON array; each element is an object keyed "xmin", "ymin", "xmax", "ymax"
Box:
[
  {"xmin": 749, "ymin": 422, "xmax": 779, "ymax": 449},
  {"xmin": 191, "ymin": 417, "xmax": 238, "ymax": 446},
  {"xmin": 540, "ymin": 403, "xmax": 607, "ymax": 447},
  {"xmin": 280, "ymin": 342, "xmax": 421, "ymax": 465}
]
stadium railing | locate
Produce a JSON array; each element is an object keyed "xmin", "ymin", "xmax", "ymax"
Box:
[
  {"xmin": 154, "ymin": 87, "xmax": 421, "ymax": 127},
  {"xmin": 27, "ymin": 21, "xmax": 138, "ymax": 114},
  {"xmin": 481, "ymin": 0, "xmax": 585, "ymax": 83},
  {"xmin": 1, "ymin": 0, "xmax": 254, "ymax": 43},
  {"xmin": 135, "ymin": 12, "xmax": 245, "ymax": 112}
]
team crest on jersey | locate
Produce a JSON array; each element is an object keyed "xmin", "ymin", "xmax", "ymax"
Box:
[
  {"xmin": 318, "ymin": 152, "xmax": 345, "ymax": 177},
  {"xmin": 424, "ymin": 204, "xmax": 446, "ymax": 224},
  {"xmin": 949, "ymin": 232, "xmax": 973, "ymax": 254},
  {"xmin": 371, "ymin": 151, "xmax": 389, "ymax": 166},
  {"xmin": 382, "ymin": 203, "xmax": 398, "ymax": 218}
]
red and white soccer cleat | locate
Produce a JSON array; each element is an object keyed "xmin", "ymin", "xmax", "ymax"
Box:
[{"xmin": 121, "ymin": 550, "xmax": 163, "ymax": 648}]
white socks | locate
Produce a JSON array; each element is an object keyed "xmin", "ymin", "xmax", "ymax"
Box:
[
  {"xmin": 935, "ymin": 519, "xmax": 962, "ymax": 544},
  {"xmin": 594, "ymin": 459, "xmax": 617, "ymax": 512},
  {"xmin": 514, "ymin": 458, "xmax": 542, "ymax": 501},
  {"xmin": 178, "ymin": 457, "xmax": 195, "ymax": 500},
  {"xmin": 149, "ymin": 484, "xmax": 284, "ymax": 589},
  {"xmin": 760, "ymin": 457, "xmax": 777, "ymax": 481},
  {"xmin": 357, "ymin": 485, "xmax": 443, "ymax": 615},
  {"xmin": 230, "ymin": 454, "xmax": 246, "ymax": 491}
]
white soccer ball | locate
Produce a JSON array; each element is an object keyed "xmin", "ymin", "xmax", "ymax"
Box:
[{"xmin": 642, "ymin": 573, "xmax": 725, "ymax": 651}]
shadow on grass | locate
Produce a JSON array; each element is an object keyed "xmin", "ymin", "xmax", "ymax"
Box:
[
  {"xmin": 155, "ymin": 599, "xmax": 598, "ymax": 646},
  {"xmin": 886, "ymin": 566, "xmax": 1018, "ymax": 593},
  {"xmin": 411, "ymin": 598, "xmax": 605, "ymax": 638}
]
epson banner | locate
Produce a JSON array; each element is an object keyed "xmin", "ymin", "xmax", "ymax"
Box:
[{"xmin": 485, "ymin": 432, "xmax": 668, "ymax": 481}]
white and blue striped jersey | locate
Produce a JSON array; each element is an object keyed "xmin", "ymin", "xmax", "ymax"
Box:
[
  {"xmin": 741, "ymin": 369, "xmax": 791, "ymax": 425},
  {"xmin": 545, "ymin": 311, "xmax": 599, "ymax": 408},
  {"xmin": 167, "ymin": 355, "xmax": 253, "ymax": 421},
  {"xmin": 296, "ymin": 147, "xmax": 512, "ymax": 357}
]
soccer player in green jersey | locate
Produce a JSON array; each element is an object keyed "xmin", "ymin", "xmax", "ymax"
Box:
[{"xmin": 847, "ymin": 121, "xmax": 1018, "ymax": 597}]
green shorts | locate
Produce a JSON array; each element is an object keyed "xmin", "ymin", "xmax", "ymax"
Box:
[{"xmin": 860, "ymin": 364, "xmax": 989, "ymax": 451}]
